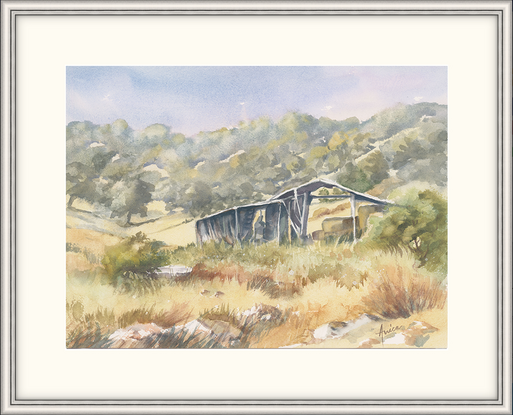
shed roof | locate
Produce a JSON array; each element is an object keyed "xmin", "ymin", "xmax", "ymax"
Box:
[
  {"xmin": 197, "ymin": 178, "xmax": 391, "ymax": 222},
  {"xmin": 197, "ymin": 199, "xmax": 282, "ymax": 221},
  {"xmin": 269, "ymin": 178, "xmax": 391, "ymax": 205}
]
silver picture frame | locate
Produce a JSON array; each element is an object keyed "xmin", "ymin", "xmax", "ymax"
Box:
[{"xmin": 1, "ymin": 1, "xmax": 511, "ymax": 414}]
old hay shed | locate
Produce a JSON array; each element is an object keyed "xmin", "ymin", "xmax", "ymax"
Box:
[{"xmin": 195, "ymin": 178, "xmax": 391, "ymax": 246}]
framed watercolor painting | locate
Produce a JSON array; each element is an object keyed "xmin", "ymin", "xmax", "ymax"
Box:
[
  {"xmin": 65, "ymin": 65, "xmax": 448, "ymax": 351},
  {"xmin": 1, "ymin": 1, "xmax": 511, "ymax": 414}
]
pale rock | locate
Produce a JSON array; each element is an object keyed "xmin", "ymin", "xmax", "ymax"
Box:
[
  {"xmin": 108, "ymin": 323, "xmax": 164, "ymax": 341},
  {"xmin": 383, "ymin": 333, "xmax": 407, "ymax": 345},
  {"xmin": 313, "ymin": 314, "xmax": 376, "ymax": 340}
]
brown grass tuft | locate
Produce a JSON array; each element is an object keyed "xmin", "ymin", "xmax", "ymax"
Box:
[
  {"xmin": 153, "ymin": 303, "xmax": 193, "ymax": 328},
  {"xmin": 361, "ymin": 264, "xmax": 446, "ymax": 319},
  {"xmin": 247, "ymin": 275, "xmax": 302, "ymax": 298},
  {"xmin": 185, "ymin": 263, "xmax": 256, "ymax": 284}
]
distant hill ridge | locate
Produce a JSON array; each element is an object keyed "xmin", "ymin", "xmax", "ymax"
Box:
[{"xmin": 67, "ymin": 102, "xmax": 447, "ymax": 223}]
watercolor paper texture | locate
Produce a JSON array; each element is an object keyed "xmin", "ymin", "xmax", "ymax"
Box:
[{"xmin": 66, "ymin": 66, "xmax": 447, "ymax": 349}]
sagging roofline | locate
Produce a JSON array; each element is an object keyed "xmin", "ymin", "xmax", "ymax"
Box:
[
  {"xmin": 269, "ymin": 178, "xmax": 393, "ymax": 206},
  {"xmin": 196, "ymin": 178, "xmax": 392, "ymax": 224},
  {"xmin": 197, "ymin": 199, "xmax": 285, "ymax": 222}
]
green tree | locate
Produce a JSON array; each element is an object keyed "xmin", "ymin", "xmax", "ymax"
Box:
[
  {"xmin": 109, "ymin": 177, "xmax": 155, "ymax": 225},
  {"xmin": 186, "ymin": 181, "xmax": 213, "ymax": 217},
  {"xmin": 66, "ymin": 161, "xmax": 114, "ymax": 209},
  {"xmin": 337, "ymin": 162, "xmax": 373, "ymax": 193},
  {"xmin": 358, "ymin": 150, "xmax": 390, "ymax": 185},
  {"xmin": 367, "ymin": 189, "xmax": 447, "ymax": 274}
]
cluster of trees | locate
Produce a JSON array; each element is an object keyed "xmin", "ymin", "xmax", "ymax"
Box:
[
  {"xmin": 366, "ymin": 188, "xmax": 448, "ymax": 274},
  {"xmin": 67, "ymin": 103, "xmax": 447, "ymax": 224}
]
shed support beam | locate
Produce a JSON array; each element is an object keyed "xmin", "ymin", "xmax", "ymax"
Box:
[
  {"xmin": 350, "ymin": 193, "xmax": 357, "ymax": 242},
  {"xmin": 196, "ymin": 222, "xmax": 202, "ymax": 248},
  {"xmin": 234, "ymin": 208, "xmax": 239, "ymax": 243},
  {"xmin": 311, "ymin": 195, "xmax": 351, "ymax": 199},
  {"xmin": 300, "ymin": 191, "xmax": 311, "ymax": 239},
  {"xmin": 277, "ymin": 203, "xmax": 281, "ymax": 244}
]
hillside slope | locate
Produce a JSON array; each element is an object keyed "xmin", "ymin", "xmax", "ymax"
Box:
[{"xmin": 67, "ymin": 102, "xmax": 447, "ymax": 225}]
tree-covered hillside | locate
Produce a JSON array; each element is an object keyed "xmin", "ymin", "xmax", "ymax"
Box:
[{"xmin": 66, "ymin": 102, "xmax": 447, "ymax": 223}]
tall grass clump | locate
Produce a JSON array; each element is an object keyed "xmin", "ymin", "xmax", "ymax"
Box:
[
  {"xmin": 168, "ymin": 241, "xmax": 288, "ymax": 271},
  {"xmin": 362, "ymin": 262, "xmax": 446, "ymax": 319},
  {"xmin": 66, "ymin": 299, "xmax": 196, "ymax": 348},
  {"xmin": 246, "ymin": 274, "xmax": 302, "ymax": 298},
  {"xmin": 199, "ymin": 303, "xmax": 291, "ymax": 348},
  {"xmin": 137, "ymin": 326, "xmax": 226, "ymax": 349},
  {"xmin": 67, "ymin": 320, "xmax": 225, "ymax": 349},
  {"xmin": 67, "ymin": 322, "xmax": 114, "ymax": 349},
  {"xmin": 169, "ymin": 240, "xmax": 372, "ymax": 290},
  {"xmin": 114, "ymin": 271, "xmax": 170, "ymax": 296}
]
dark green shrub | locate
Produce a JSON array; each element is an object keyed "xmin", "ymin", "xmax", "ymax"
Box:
[
  {"xmin": 101, "ymin": 232, "xmax": 170, "ymax": 291},
  {"xmin": 366, "ymin": 188, "xmax": 447, "ymax": 274}
]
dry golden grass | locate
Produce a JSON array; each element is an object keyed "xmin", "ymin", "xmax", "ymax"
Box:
[
  {"xmin": 67, "ymin": 210, "xmax": 196, "ymax": 248},
  {"xmin": 296, "ymin": 306, "xmax": 447, "ymax": 349},
  {"xmin": 67, "ymin": 250, "xmax": 447, "ymax": 349},
  {"xmin": 66, "ymin": 211, "xmax": 447, "ymax": 349},
  {"xmin": 67, "ymin": 228, "xmax": 121, "ymax": 255},
  {"xmin": 67, "ymin": 252, "xmax": 96, "ymax": 273}
]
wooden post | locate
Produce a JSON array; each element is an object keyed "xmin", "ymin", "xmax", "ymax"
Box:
[
  {"xmin": 350, "ymin": 193, "xmax": 357, "ymax": 242},
  {"xmin": 196, "ymin": 221, "xmax": 202, "ymax": 248},
  {"xmin": 285, "ymin": 199, "xmax": 293, "ymax": 243},
  {"xmin": 234, "ymin": 208, "xmax": 239, "ymax": 243},
  {"xmin": 277, "ymin": 203, "xmax": 281, "ymax": 244},
  {"xmin": 300, "ymin": 191, "xmax": 310, "ymax": 239}
]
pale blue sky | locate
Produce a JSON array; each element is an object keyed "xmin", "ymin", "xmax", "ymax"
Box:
[{"xmin": 67, "ymin": 66, "xmax": 447, "ymax": 136}]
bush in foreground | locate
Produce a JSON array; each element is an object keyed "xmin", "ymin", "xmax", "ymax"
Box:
[
  {"xmin": 365, "ymin": 188, "xmax": 447, "ymax": 275},
  {"xmin": 101, "ymin": 232, "xmax": 170, "ymax": 292}
]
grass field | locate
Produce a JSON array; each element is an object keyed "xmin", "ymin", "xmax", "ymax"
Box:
[{"xmin": 66, "ymin": 201, "xmax": 447, "ymax": 349}]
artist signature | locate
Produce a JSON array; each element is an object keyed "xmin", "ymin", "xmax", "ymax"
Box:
[{"xmin": 377, "ymin": 323, "xmax": 403, "ymax": 345}]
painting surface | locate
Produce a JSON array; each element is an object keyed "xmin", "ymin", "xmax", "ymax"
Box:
[{"xmin": 66, "ymin": 66, "xmax": 447, "ymax": 349}]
